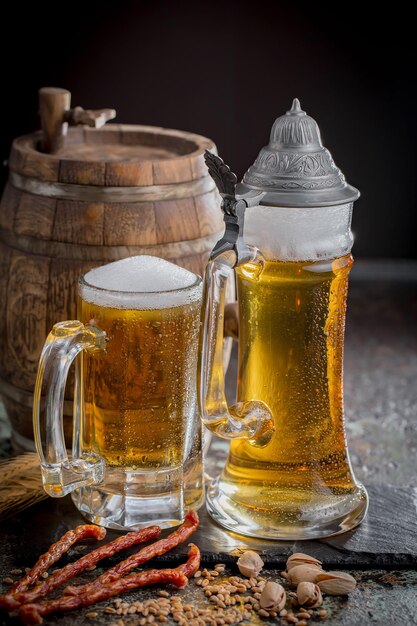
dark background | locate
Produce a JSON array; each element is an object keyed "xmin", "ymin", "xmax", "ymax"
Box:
[{"xmin": 0, "ymin": 1, "xmax": 415, "ymax": 258}]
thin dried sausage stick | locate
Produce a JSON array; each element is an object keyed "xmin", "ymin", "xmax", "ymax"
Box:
[
  {"xmin": 98, "ymin": 511, "xmax": 199, "ymax": 582},
  {"xmin": 0, "ymin": 525, "xmax": 105, "ymax": 611},
  {"xmin": 178, "ymin": 543, "xmax": 200, "ymax": 577},
  {"xmin": 13, "ymin": 525, "xmax": 160, "ymax": 606},
  {"xmin": 19, "ymin": 570, "xmax": 186, "ymax": 625},
  {"xmin": 18, "ymin": 544, "xmax": 199, "ymax": 625},
  {"xmin": 64, "ymin": 509, "xmax": 199, "ymax": 595}
]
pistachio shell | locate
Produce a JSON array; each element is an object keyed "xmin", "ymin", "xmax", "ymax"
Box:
[
  {"xmin": 260, "ymin": 581, "xmax": 286, "ymax": 611},
  {"xmin": 296, "ymin": 581, "xmax": 323, "ymax": 608},
  {"xmin": 236, "ymin": 551, "xmax": 264, "ymax": 578},
  {"xmin": 317, "ymin": 571, "xmax": 357, "ymax": 595},
  {"xmin": 286, "ymin": 552, "xmax": 322, "ymax": 572},
  {"xmin": 287, "ymin": 564, "xmax": 323, "ymax": 587}
]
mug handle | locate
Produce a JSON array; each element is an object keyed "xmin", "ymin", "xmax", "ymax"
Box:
[
  {"xmin": 33, "ymin": 320, "xmax": 106, "ymax": 497},
  {"xmin": 199, "ymin": 252, "xmax": 274, "ymax": 447}
]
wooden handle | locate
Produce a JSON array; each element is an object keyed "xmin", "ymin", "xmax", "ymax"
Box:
[
  {"xmin": 65, "ymin": 106, "xmax": 116, "ymax": 128},
  {"xmin": 38, "ymin": 87, "xmax": 116, "ymax": 154},
  {"xmin": 39, "ymin": 87, "xmax": 71, "ymax": 154}
]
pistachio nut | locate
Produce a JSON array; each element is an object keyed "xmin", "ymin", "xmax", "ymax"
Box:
[
  {"xmin": 287, "ymin": 564, "xmax": 323, "ymax": 587},
  {"xmin": 296, "ymin": 581, "xmax": 323, "ymax": 608},
  {"xmin": 316, "ymin": 571, "xmax": 357, "ymax": 595},
  {"xmin": 236, "ymin": 551, "xmax": 264, "ymax": 578},
  {"xmin": 260, "ymin": 581, "xmax": 286, "ymax": 611},
  {"xmin": 286, "ymin": 552, "xmax": 322, "ymax": 572}
]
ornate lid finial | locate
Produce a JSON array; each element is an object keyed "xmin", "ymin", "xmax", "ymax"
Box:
[
  {"xmin": 237, "ymin": 99, "xmax": 360, "ymax": 207},
  {"xmin": 287, "ymin": 98, "xmax": 305, "ymax": 116}
]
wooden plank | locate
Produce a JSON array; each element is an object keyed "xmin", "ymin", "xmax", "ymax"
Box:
[
  {"xmin": 104, "ymin": 160, "xmax": 154, "ymax": 186},
  {"xmin": 103, "ymin": 202, "xmax": 157, "ymax": 246},
  {"xmin": 152, "ymin": 158, "xmax": 193, "ymax": 185},
  {"xmin": 191, "ymin": 154, "xmax": 213, "ymax": 180},
  {"xmin": 52, "ymin": 201, "xmax": 104, "ymax": 245},
  {"xmin": 84, "ymin": 126, "xmax": 121, "ymax": 145},
  {"xmin": 0, "ymin": 183, "xmax": 21, "ymax": 231},
  {"xmin": 120, "ymin": 127, "xmax": 160, "ymax": 147},
  {"xmin": 46, "ymin": 259, "xmax": 97, "ymax": 329},
  {"xmin": 155, "ymin": 197, "xmax": 201, "ymax": 243},
  {"xmin": 7, "ymin": 142, "xmax": 27, "ymax": 175},
  {"xmin": 22, "ymin": 150, "xmax": 60, "ymax": 182},
  {"xmin": 1, "ymin": 251, "xmax": 50, "ymax": 390},
  {"xmin": 10, "ymin": 135, "xmax": 60, "ymax": 182},
  {"xmin": 58, "ymin": 159, "xmax": 106, "ymax": 185},
  {"xmin": 60, "ymin": 127, "xmax": 84, "ymax": 146},
  {"xmin": 194, "ymin": 190, "xmax": 223, "ymax": 237},
  {"xmin": 0, "ymin": 242, "xmax": 12, "ymax": 380},
  {"xmin": 171, "ymin": 253, "xmax": 207, "ymax": 276},
  {"xmin": 1, "ymin": 396, "xmax": 34, "ymax": 443},
  {"xmin": 14, "ymin": 192, "xmax": 56, "ymax": 240}
]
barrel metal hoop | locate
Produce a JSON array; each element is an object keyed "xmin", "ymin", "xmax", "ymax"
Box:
[
  {"xmin": 0, "ymin": 228, "xmax": 222, "ymax": 261},
  {"xmin": 9, "ymin": 171, "xmax": 216, "ymax": 202}
]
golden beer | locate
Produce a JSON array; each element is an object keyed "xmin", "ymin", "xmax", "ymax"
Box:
[
  {"xmin": 79, "ymin": 297, "xmax": 201, "ymax": 471},
  {"xmin": 220, "ymin": 254, "xmax": 357, "ymax": 519}
]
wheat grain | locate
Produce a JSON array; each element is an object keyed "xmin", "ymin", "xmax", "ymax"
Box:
[{"xmin": 0, "ymin": 453, "xmax": 46, "ymax": 520}]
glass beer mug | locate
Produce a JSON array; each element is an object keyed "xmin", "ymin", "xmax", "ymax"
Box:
[
  {"xmin": 33, "ymin": 256, "xmax": 204, "ymax": 529},
  {"xmin": 200, "ymin": 100, "xmax": 368, "ymax": 539}
]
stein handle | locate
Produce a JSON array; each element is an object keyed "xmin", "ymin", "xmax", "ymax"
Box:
[
  {"xmin": 33, "ymin": 320, "xmax": 107, "ymax": 497},
  {"xmin": 199, "ymin": 252, "xmax": 274, "ymax": 447}
]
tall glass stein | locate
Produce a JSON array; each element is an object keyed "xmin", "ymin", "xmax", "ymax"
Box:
[
  {"xmin": 200, "ymin": 99, "xmax": 368, "ymax": 539},
  {"xmin": 33, "ymin": 256, "xmax": 203, "ymax": 529}
]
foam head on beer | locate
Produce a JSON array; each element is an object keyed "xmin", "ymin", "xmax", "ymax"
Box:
[
  {"xmin": 80, "ymin": 255, "xmax": 201, "ymax": 309},
  {"xmin": 244, "ymin": 203, "xmax": 353, "ymax": 262}
]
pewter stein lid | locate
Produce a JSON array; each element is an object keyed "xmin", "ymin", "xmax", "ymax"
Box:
[{"xmin": 237, "ymin": 98, "xmax": 360, "ymax": 207}]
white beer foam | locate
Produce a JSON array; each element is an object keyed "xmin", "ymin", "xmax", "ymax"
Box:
[
  {"xmin": 244, "ymin": 203, "xmax": 354, "ymax": 262},
  {"xmin": 80, "ymin": 256, "xmax": 202, "ymax": 310}
]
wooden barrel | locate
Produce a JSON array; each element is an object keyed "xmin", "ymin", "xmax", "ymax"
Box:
[{"xmin": 0, "ymin": 124, "xmax": 224, "ymax": 450}]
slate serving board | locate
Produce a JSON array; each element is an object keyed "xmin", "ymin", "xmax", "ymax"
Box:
[
  {"xmin": 1, "ymin": 485, "xmax": 416, "ymax": 574},
  {"xmin": 163, "ymin": 485, "xmax": 417, "ymax": 568}
]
